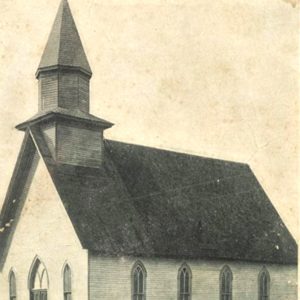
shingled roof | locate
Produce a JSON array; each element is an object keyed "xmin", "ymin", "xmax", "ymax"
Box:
[
  {"xmin": 0, "ymin": 126, "xmax": 297, "ymax": 266},
  {"xmin": 36, "ymin": 0, "xmax": 92, "ymax": 77}
]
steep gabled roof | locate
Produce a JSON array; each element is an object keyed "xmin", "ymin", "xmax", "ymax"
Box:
[
  {"xmin": 0, "ymin": 126, "xmax": 297, "ymax": 267},
  {"xmin": 0, "ymin": 131, "xmax": 39, "ymax": 267},
  {"xmin": 36, "ymin": 0, "xmax": 92, "ymax": 77}
]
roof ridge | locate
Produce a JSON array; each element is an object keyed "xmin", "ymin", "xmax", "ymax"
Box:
[{"xmin": 104, "ymin": 139, "xmax": 249, "ymax": 167}]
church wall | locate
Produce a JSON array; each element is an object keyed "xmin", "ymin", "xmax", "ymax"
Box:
[
  {"xmin": 0, "ymin": 157, "xmax": 89, "ymax": 300},
  {"xmin": 56, "ymin": 122, "xmax": 104, "ymax": 167},
  {"xmin": 89, "ymin": 254, "xmax": 297, "ymax": 300}
]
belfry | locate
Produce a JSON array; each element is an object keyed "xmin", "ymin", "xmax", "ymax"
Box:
[{"xmin": 16, "ymin": 0, "xmax": 112, "ymax": 168}]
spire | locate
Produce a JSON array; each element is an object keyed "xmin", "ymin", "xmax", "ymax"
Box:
[
  {"xmin": 17, "ymin": 0, "xmax": 113, "ymax": 168},
  {"xmin": 36, "ymin": 0, "xmax": 92, "ymax": 78}
]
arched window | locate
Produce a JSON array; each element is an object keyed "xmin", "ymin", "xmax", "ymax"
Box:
[
  {"xmin": 259, "ymin": 267, "xmax": 270, "ymax": 300},
  {"xmin": 63, "ymin": 264, "xmax": 72, "ymax": 300},
  {"xmin": 132, "ymin": 261, "xmax": 146, "ymax": 300},
  {"xmin": 178, "ymin": 263, "xmax": 192, "ymax": 300},
  {"xmin": 220, "ymin": 265, "xmax": 232, "ymax": 300},
  {"xmin": 29, "ymin": 257, "xmax": 48, "ymax": 300},
  {"xmin": 9, "ymin": 270, "xmax": 17, "ymax": 300}
]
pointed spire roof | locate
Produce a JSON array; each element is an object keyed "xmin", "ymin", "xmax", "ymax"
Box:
[{"xmin": 37, "ymin": 0, "xmax": 92, "ymax": 77}]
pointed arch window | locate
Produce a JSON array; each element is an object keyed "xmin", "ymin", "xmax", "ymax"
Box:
[
  {"xmin": 132, "ymin": 261, "xmax": 146, "ymax": 300},
  {"xmin": 29, "ymin": 257, "xmax": 48, "ymax": 300},
  {"xmin": 63, "ymin": 264, "xmax": 72, "ymax": 300},
  {"xmin": 178, "ymin": 264, "xmax": 192, "ymax": 300},
  {"xmin": 259, "ymin": 267, "xmax": 270, "ymax": 300},
  {"xmin": 220, "ymin": 265, "xmax": 232, "ymax": 300},
  {"xmin": 9, "ymin": 270, "xmax": 17, "ymax": 300}
]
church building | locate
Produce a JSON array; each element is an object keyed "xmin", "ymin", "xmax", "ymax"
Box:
[{"xmin": 0, "ymin": 0, "xmax": 297, "ymax": 299}]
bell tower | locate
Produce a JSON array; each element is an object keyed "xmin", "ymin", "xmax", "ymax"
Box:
[
  {"xmin": 36, "ymin": 0, "xmax": 92, "ymax": 113},
  {"xmin": 16, "ymin": 0, "xmax": 113, "ymax": 168}
]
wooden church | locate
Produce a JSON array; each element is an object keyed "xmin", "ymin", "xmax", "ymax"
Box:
[{"xmin": 0, "ymin": 0, "xmax": 297, "ymax": 299}]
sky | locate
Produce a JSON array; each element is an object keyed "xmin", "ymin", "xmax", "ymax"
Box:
[{"xmin": 0, "ymin": 0, "xmax": 298, "ymax": 240}]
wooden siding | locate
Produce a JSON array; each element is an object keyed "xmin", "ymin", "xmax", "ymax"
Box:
[
  {"xmin": 58, "ymin": 72, "xmax": 80, "ymax": 110},
  {"xmin": 89, "ymin": 255, "xmax": 297, "ymax": 300},
  {"xmin": 78, "ymin": 75, "xmax": 90, "ymax": 113},
  {"xmin": 39, "ymin": 73, "xmax": 58, "ymax": 111},
  {"xmin": 56, "ymin": 123, "xmax": 103, "ymax": 167},
  {"xmin": 38, "ymin": 71, "xmax": 90, "ymax": 113}
]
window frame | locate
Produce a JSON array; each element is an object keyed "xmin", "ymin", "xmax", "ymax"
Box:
[
  {"xmin": 63, "ymin": 264, "xmax": 72, "ymax": 300},
  {"xmin": 219, "ymin": 265, "xmax": 233, "ymax": 300},
  {"xmin": 258, "ymin": 267, "xmax": 270, "ymax": 300},
  {"xmin": 131, "ymin": 261, "xmax": 147, "ymax": 300},
  {"xmin": 9, "ymin": 270, "xmax": 17, "ymax": 300},
  {"xmin": 28, "ymin": 256, "xmax": 49, "ymax": 300},
  {"xmin": 178, "ymin": 263, "xmax": 192, "ymax": 300}
]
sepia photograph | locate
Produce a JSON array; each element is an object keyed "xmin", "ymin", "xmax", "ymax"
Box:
[{"xmin": 0, "ymin": 0, "xmax": 298, "ymax": 299}]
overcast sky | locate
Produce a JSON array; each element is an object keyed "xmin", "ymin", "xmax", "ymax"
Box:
[{"xmin": 0, "ymin": 0, "xmax": 298, "ymax": 239}]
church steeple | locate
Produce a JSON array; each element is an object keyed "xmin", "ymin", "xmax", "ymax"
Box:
[
  {"xmin": 17, "ymin": 0, "xmax": 113, "ymax": 168},
  {"xmin": 37, "ymin": 0, "xmax": 92, "ymax": 78},
  {"xmin": 36, "ymin": 0, "xmax": 92, "ymax": 113}
]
